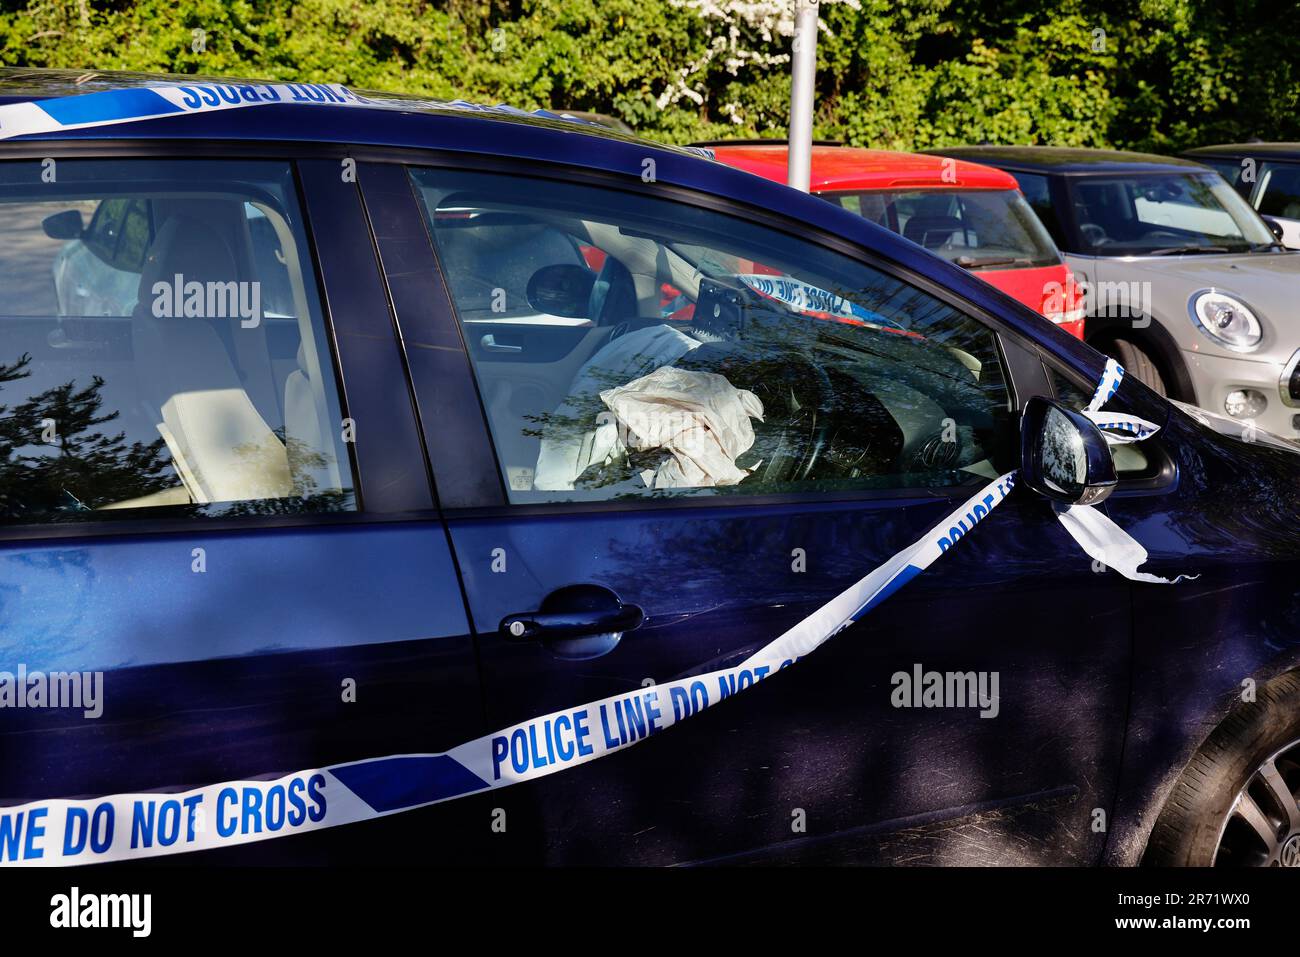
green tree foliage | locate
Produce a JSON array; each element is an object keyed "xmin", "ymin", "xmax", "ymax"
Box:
[{"xmin": 0, "ymin": 0, "xmax": 1295, "ymax": 150}]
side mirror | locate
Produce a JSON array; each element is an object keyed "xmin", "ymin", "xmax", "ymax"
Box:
[
  {"xmin": 42, "ymin": 209, "xmax": 84, "ymax": 240},
  {"xmin": 1020, "ymin": 396, "xmax": 1117, "ymax": 506},
  {"xmin": 1262, "ymin": 216, "xmax": 1286, "ymax": 241},
  {"xmin": 526, "ymin": 263, "xmax": 596, "ymax": 319}
]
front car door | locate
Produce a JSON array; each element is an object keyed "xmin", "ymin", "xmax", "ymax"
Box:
[{"xmin": 361, "ymin": 157, "xmax": 1136, "ymax": 865}]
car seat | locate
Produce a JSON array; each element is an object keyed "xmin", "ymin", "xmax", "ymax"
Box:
[
  {"xmin": 131, "ymin": 213, "xmax": 291, "ymax": 504},
  {"xmin": 903, "ymin": 215, "xmax": 965, "ymax": 249},
  {"xmin": 589, "ymin": 255, "xmax": 639, "ymax": 327}
]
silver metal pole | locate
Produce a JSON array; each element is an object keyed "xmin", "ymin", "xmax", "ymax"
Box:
[{"xmin": 786, "ymin": 0, "xmax": 819, "ymax": 192}]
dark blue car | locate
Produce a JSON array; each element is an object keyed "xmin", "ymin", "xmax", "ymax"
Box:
[{"xmin": 0, "ymin": 70, "xmax": 1298, "ymax": 869}]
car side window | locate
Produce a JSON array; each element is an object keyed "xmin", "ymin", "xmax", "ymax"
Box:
[
  {"xmin": 0, "ymin": 159, "xmax": 356, "ymax": 524},
  {"xmin": 82, "ymin": 197, "xmax": 152, "ymax": 277},
  {"xmin": 1257, "ymin": 162, "xmax": 1300, "ymax": 219},
  {"xmin": 411, "ymin": 167, "xmax": 1016, "ymax": 504}
]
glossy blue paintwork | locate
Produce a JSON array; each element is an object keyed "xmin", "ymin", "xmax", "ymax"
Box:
[
  {"xmin": 0, "ymin": 80, "xmax": 1297, "ymax": 865},
  {"xmin": 0, "ymin": 524, "xmax": 467, "ymax": 672}
]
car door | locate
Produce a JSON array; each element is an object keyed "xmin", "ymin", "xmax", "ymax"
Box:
[
  {"xmin": 0, "ymin": 152, "xmax": 487, "ymax": 865},
  {"xmin": 361, "ymin": 158, "xmax": 1135, "ymax": 866}
]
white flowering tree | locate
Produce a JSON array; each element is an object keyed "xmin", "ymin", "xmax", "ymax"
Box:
[{"xmin": 658, "ymin": 0, "xmax": 859, "ymax": 125}]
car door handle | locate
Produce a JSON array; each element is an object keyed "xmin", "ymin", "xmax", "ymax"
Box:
[
  {"xmin": 480, "ymin": 333, "xmax": 522, "ymax": 353},
  {"xmin": 500, "ymin": 584, "xmax": 643, "ymax": 653},
  {"xmin": 501, "ymin": 602, "xmax": 643, "ymax": 641}
]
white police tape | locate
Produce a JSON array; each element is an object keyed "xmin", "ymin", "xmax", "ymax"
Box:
[
  {"xmin": 1087, "ymin": 410, "xmax": 1161, "ymax": 444},
  {"xmin": 0, "ymin": 366, "xmax": 1183, "ymax": 863}
]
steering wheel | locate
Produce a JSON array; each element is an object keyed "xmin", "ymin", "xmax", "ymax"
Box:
[
  {"xmin": 1079, "ymin": 223, "xmax": 1109, "ymax": 246},
  {"xmin": 750, "ymin": 350, "xmax": 835, "ymax": 484},
  {"xmin": 1138, "ymin": 229, "xmax": 1185, "ymax": 243}
]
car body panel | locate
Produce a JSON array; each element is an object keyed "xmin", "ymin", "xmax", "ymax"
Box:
[
  {"xmin": 1101, "ymin": 402, "xmax": 1300, "ymax": 863},
  {"xmin": 979, "ymin": 262, "xmax": 1084, "ymax": 338}
]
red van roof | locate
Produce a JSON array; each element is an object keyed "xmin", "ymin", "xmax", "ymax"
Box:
[{"xmin": 710, "ymin": 144, "xmax": 1019, "ymax": 192}]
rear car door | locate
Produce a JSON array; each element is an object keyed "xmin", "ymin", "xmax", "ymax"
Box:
[
  {"xmin": 363, "ymin": 159, "xmax": 1135, "ymax": 866},
  {"xmin": 0, "ymin": 151, "xmax": 486, "ymax": 864}
]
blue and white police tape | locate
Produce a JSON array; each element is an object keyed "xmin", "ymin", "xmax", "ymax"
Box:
[
  {"xmin": 733, "ymin": 273, "xmax": 908, "ymax": 331},
  {"xmin": 0, "ymin": 83, "xmax": 375, "ymax": 141},
  {"xmin": 0, "ymin": 360, "xmax": 1188, "ymax": 866},
  {"xmin": 1062, "ymin": 361, "xmax": 1193, "ymax": 584}
]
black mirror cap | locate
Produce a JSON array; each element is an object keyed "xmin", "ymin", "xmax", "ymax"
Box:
[
  {"xmin": 1263, "ymin": 216, "xmax": 1286, "ymax": 241},
  {"xmin": 41, "ymin": 209, "xmax": 84, "ymax": 241},
  {"xmin": 1020, "ymin": 395, "xmax": 1118, "ymax": 507},
  {"xmin": 526, "ymin": 263, "xmax": 597, "ymax": 319}
]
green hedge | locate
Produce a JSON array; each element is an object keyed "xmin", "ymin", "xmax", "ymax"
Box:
[{"xmin": 1, "ymin": 0, "xmax": 1296, "ymax": 151}]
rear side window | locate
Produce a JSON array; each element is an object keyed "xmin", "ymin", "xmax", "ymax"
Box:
[
  {"xmin": 411, "ymin": 167, "xmax": 1016, "ymax": 504},
  {"xmin": 1256, "ymin": 162, "xmax": 1300, "ymax": 218},
  {"xmin": 0, "ymin": 159, "xmax": 355, "ymax": 524}
]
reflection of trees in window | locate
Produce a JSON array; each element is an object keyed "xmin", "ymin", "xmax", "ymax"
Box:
[
  {"xmin": 0, "ymin": 355, "xmax": 355, "ymax": 522},
  {"xmin": 0, "ymin": 354, "xmax": 176, "ymax": 521},
  {"xmin": 217, "ymin": 429, "xmax": 354, "ymax": 516}
]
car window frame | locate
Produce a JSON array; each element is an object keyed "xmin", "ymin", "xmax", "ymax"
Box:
[
  {"xmin": 0, "ymin": 141, "xmax": 435, "ymax": 543},
  {"xmin": 352, "ymin": 149, "xmax": 1081, "ymax": 516}
]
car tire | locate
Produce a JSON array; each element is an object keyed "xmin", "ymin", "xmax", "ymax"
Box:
[
  {"xmin": 1109, "ymin": 338, "xmax": 1167, "ymax": 397},
  {"xmin": 1145, "ymin": 672, "xmax": 1300, "ymax": 867}
]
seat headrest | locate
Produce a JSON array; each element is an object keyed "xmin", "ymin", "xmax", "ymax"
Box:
[
  {"xmin": 587, "ymin": 256, "xmax": 637, "ymax": 326},
  {"xmin": 903, "ymin": 215, "xmax": 964, "ymax": 248},
  {"xmin": 137, "ymin": 214, "xmax": 239, "ymax": 313}
]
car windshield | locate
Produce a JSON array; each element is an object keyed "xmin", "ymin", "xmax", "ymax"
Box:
[
  {"xmin": 1067, "ymin": 172, "xmax": 1277, "ymax": 255},
  {"xmin": 821, "ymin": 188, "xmax": 1061, "ymax": 270}
]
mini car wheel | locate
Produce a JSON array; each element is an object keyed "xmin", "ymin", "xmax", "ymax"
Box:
[
  {"xmin": 1145, "ymin": 672, "xmax": 1300, "ymax": 866},
  {"xmin": 1108, "ymin": 338, "xmax": 1167, "ymax": 397}
]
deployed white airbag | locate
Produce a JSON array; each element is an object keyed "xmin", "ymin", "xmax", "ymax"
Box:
[
  {"xmin": 601, "ymin": 365, "xmax": 764, "ymax": 489},
  {"xmin": 534, "ymin": 324, "xmax": 699, "ymax": 490}
]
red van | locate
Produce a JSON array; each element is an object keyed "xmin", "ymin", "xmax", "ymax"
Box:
[{"xmin": 709, "ymin": 144, "xmax": 1085, "ymax": 338}]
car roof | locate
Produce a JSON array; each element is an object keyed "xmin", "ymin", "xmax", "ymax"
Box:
[
  {"xmin": 710, "ymin": 143, "xmax": 1018, "ymax": 191},
  {"xmin": 923, "ymin": 145, "xmax": 1207, "ymax": 175},
  {"xmin": 1183, "ymin": 143, "xmax": 1300, "ymax": 161}
]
